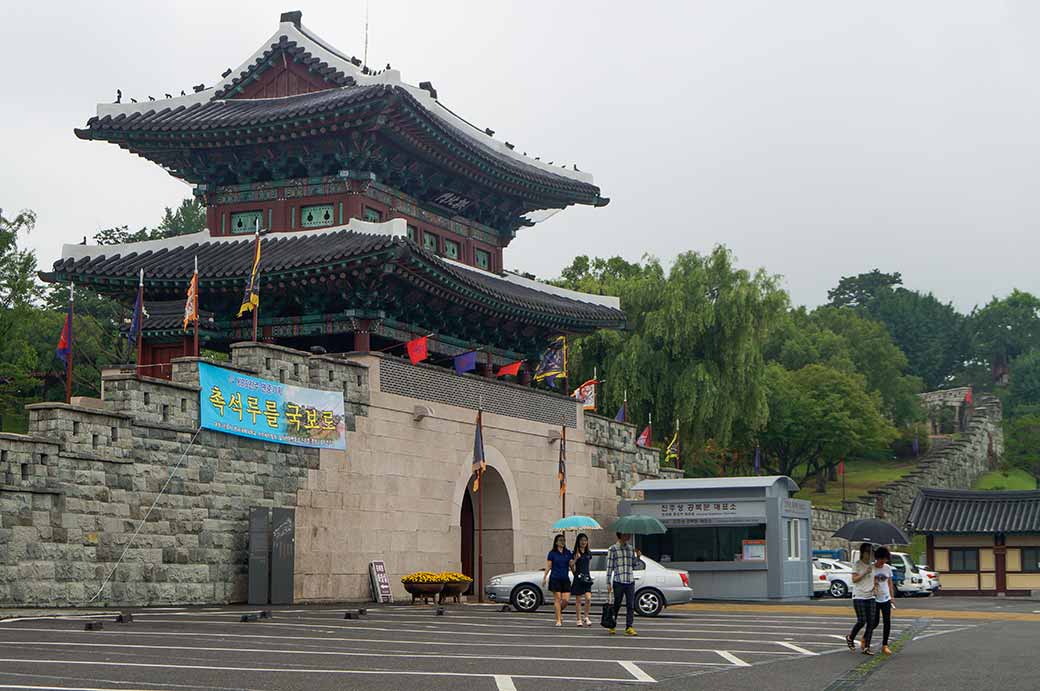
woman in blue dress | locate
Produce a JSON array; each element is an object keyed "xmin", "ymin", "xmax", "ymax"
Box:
[
  {"xmin": 570, "ymin": 532, "xmax": 593, "ymax": 627},
  {"xmin": 542, "ymin": 533, "xmax": 572, "ymax": 626}
]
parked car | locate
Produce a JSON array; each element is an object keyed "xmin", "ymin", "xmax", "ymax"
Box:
[
  {"xmin": 812, "ymin": 557, "xmax": 854, "ymax": 598},
  {"xmin": 484, "ymin": 550, "xmax": 693, "ymax": 616},
  {"xmin": 918, "ymin": 564, "xmax": 942, "ymax": 594}
]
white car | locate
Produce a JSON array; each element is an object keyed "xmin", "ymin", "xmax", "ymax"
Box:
[
  {"xmin": 484, "ymin": 550, "xmax": 693, "ymax": 617},
  {"xmin": 917, "ymin": 564, "xmax": 941, "ymax": 594},
  {"xmin": 850, "ymin": 549, "xmax": 930, "ymax": 597},
  {"xmin": 812, "ymin": 558, "xmax": 854, "ymax": 598}
]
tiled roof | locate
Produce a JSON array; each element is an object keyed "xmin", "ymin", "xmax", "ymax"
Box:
[
  {"xmin": 44, "ymin": 228, "xmax": 625, "ymax": 330},
  {"xmin": 907, "ymin": 488, "xmax": 1040, "ymax": 534},
  {"xmin": 134, "ymin": 300, "xmax": 216, "ymax": 334}
]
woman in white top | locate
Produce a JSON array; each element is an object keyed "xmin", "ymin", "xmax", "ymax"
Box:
[
  {"xmin": 871, "ymin": 546, "xmax": 895, "ymax": 655},
  {"xmin": 846, "ymin": 543, "xmax": 878, "ymax": 654}
]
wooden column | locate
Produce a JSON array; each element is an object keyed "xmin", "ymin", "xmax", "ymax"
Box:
[
  {"xmin": 995, "ymin": 534, "xmax": 1007, "ymax": 595},
  {"xmin": 353, "ymin": 319, "xmax": 372, "ymax": 352},
  {"xmin": 926, "ymin": 535, "xmax": 935, "ymax": 574}
]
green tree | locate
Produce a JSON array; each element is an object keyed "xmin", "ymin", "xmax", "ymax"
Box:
[
  {"xmin": 560, "ymin": 247, "xmax": 788, "ymax": 465},
  {"xmin": 1008, "ymin": 350, "xmax": 1040, "ymax": 418},
  {"xmin": 1004, "ymin": 414, "xmax": 1040, "ymax": 483},
  {"xmin": 94, "ymin": 197, "xmax": 205, "ymax": 245},
  {"xmin": 827, "ymin": 269, "xmax": 902, "ymax": 310},
  {"xmin": 968, "ymin": 290, "xmax": 1040, "ymax": 383},
  {"xmin": 871, "ymin": 288, "xmax": 967, "ymax": 390},
  {"xmin": 758, "ymin": 363, "xmax": 897, "ymax": 490}
]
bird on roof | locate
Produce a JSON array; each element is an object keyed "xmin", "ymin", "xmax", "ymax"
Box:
[
  {"xmin": 573, "ymin": 164, "xmax": 580, "ymax": 171},
  {"xmin": 385, "ymin": 63, "xmax": 391, "ymax": 70},
  {"xmin": 115, "ymin": 89, "xmax": 122, "ymax": 103},
  {"xmin": 180, "ymin": 90, "xmax": 186, "ymax": 96},
  {"xmin": 165, "ymin": 93, "xmax": 172, "ymax": 99},
  {"xmin": 130, "ymin": 98, "xmax": 138, "ymax": 103},
  {"xmin": 81, "ymin": 236, "xmax": 87, "ymax": 245},
  {"xmin": 148, "ymin": 96, "xmax": 156, "ymax": 101},
  {"xmin": 548, "ymin": 161, "xmax": 554, "ymax": 165}
]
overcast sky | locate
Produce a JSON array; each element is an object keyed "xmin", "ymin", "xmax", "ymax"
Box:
[{"xmin": 3, "ymin": 1, "xmax": 1038, "ymax": 311}]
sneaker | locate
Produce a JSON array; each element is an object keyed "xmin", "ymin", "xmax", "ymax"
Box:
[
  {"xmin": 576, "ymin": 621, "xmax": 584, "ymax": 627},
  {"xmin": 608, "ymin": 628, "xmax": 616, "ymax": 635},
  {"xmin": 554, "ymin": 621, "xmax": 561, "ymax": 627},
  {"xmin": 584, "ymin": 616, "xmax": 592, "ymax": 626},
  {"xmin": 625, "ymin": 627, "xmax": 638, "ymax": 636}
]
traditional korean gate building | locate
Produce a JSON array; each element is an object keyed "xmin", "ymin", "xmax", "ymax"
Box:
[
  {"xmin": 908, "ymin": 488, "xmax": 1040, "ymax": 596},
  {"xmin": 0, "ymin": 12, "xmax": 667, "ymax": 607}
]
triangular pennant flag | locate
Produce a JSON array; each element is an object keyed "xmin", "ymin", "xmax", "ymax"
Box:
[
  {"xmin": 636, "ymin": 425, "xmax": 652, "ymax": 448},
  {"xmin": 472, "ymin": 410, "xmax": 486, "ymax": 492}
]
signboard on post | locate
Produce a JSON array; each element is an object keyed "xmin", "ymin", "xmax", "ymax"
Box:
[
  {"xmin": 369, "ymin": 560, "xmax": 394, "ymax": 603},
  {"xmin": 198, "ymin": 362, "xmax": 346, "ymax": 449}
]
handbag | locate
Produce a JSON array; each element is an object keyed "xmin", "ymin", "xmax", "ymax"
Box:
[
  {"xmin": 600, "ymin": 601, "xmax": 617, "ymax": 629},
  {"xmin": 575, "ymin": 572, "xmax": 593, "ymax": 585}
]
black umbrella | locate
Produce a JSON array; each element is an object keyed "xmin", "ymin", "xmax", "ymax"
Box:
[{"xmin": 832, "ymin": 518, "xmax": 910, "ymax": 546}]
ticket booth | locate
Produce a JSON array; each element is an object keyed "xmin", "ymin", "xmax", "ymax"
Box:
[{"xmin": 627, "ymin": 476, "xmax": 812, "ymax": 600}]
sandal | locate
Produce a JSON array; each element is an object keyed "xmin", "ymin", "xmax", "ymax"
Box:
[
  {"xmin": 846, "ymin": 635, "xmax": 855, "ymax": 651},
  {"xmin": 584, "ymin": 616, "xmax": 592, "ymax": 626},
  {"xmin": 862, "ymin": 647, "xmax": 874, "ymax": 656},
  {"xmin": 576, "ymin": 621, "xmax": 584, "ymax": 627}
]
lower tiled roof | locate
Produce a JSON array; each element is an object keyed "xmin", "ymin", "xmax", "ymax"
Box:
[
  {"xmin": 44, "ymin": 228, "xmax": 625, "ymax": 331},
  {"xmin": 907, "ymin": 488, "xmax": 1040, "ymax": 534}
]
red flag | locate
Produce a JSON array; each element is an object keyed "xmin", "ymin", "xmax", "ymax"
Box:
[
  {"xmin": 495, "ymin": 360, "xmax": 523, "ymax": 378},
  {"xmin": 406, "ymin": 336, "xmax": 428, "ymax": 365},
  {"xmin": 838, "ymin": 460, "xmax": 845, "ymax": 476},
  {"xmin": 636, "ymin": 425, "xmax": 652, "ymax": 448},
  {"xmin": 964, "ymin": 389, "xmax": 973, "ymax": 405}
]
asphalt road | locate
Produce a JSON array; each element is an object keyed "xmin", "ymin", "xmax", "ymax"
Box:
[{"xmin": 0, "ymin": 601, "xmax": 1026, "ymax": 691}]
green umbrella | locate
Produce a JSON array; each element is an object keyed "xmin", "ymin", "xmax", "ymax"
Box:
[{"xmin": 610, "ymin": 514, "xmax": 667, "ymax": 535}]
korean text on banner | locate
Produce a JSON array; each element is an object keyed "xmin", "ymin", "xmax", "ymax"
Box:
[{"xmin": 198, "ymin": 362, "xmax": 346, "ymax": 450}]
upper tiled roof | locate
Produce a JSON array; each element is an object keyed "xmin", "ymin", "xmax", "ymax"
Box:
[
  {"xmin": 43, "ymin": 223, "xmax": 624, "ymax": 331},
  {"xmin": 907, "ymin": 488, "xmax": 1040, "ymax": 534}
]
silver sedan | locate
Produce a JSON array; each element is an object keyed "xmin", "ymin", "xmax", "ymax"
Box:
[{"xmin": 484, "ymin": 549, "xmax": 693, "ymax": 616}]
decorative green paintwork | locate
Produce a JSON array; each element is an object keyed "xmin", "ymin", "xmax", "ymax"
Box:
[
  {"xmin": 423, "ymin": 232, "xmax": 438, "ymax": 252},
  {"xmin": 475, "ymin": 249, "xmax": 490, "ymax": 271},
  {"xmin": 443, "ymin": 239, "xmax": 459, "ymax": 260}
]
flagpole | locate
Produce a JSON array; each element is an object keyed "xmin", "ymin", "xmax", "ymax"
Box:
[
  {"xmin": 65, "ymin": 283, "xmax": 74, "ymax": 404},
  {"xmin": 561, "ymin": 425, "xmax": 567, "ymax": 518},
  {"xmin": 135, "ymin": 269, "xmax": 144, "ymax": 377},
  {"xmin": 252, "ymin": 220, "xmax": 260, "ymax": 342},
  {"xmin": 192, "ymin": 256, "xmax": 200, "ymax": 357},
  {"xmin": 477, "ymin": 409, "xmax": 484, "ymax": 604}
]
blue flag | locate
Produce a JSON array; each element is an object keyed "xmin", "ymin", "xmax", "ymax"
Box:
[
  {"xmin": 127, "ymin": 273, "xmax": 147, "ymax": 352},
  {"xmin": 614, "ymin": 401, "xmax": 626, "ymax": 422},
  {"xmin": 454, "ymin": 350, "xmax": 477, "ymax": 375}
]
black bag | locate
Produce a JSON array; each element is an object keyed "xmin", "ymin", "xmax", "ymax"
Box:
[
  {"xmin": 600, "ymin": 602, "xmax": 617, "ymax": 629},
  {"xmin": 575, "ymin": 572, "xmax": 593, "ymax": 585}
]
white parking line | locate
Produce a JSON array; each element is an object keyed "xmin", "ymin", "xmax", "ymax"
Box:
[
  {"xmin": 0, "ymin": 686, "xmax": 168, "ymax": 691},
  {"xmin": 714, "ymin": 651, "xmax": 750, "ymax": 667},
  {"xmin": 494, "ymin": 675, "xmax": 517, "ymax": 691},
  {"xmin": 775, "ymin": 641, "xmax": 818, "ymax": 655},
  {"xmin": 913, "ymin": 627, "xmax": 976, "ymax": 641},
  {"xmin": 620, "ymin": 661, "xmax": 656, "ymax": 681},
  {"xmin": 0, "ymin": 659, "xmax": 656, "ymax": 685}
]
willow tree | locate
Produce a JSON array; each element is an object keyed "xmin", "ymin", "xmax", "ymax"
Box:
[{"xmin": 560, "ymin": 247, "xmax": 787, "ymax": 457}]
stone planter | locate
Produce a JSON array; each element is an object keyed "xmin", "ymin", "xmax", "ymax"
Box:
[
  {"xmin": 439, "ymin": 580, "xmax": 472, "ymax": 604},
  {"xmin": 403, "ymin": 582, "xmax": 444, "ymax": 604}
]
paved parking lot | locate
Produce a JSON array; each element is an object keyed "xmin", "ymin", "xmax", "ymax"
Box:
[{"xmin": 0, "ymin": 603, "xmax": 981, "ymax": 691}]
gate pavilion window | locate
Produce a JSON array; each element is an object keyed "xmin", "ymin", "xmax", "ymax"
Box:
[
  {"xmin": 230, "ymin": 210, "xmax": 263, "ymax": 234},
  {"xmin": 1022, "ymin": 547, "xmax": 1040, "ymax": 573},
  {"xmin": 443, "ymin": 238, "xmax": 459, "ymax": 260},
  {"xmin": 638, "ymin": 525, "xmax": 765, "ymax": 563},
  {"xmin": 423, "ymin": 232, "xmax": 438, "ymax": 253},
  {"xmin": 301, "ymin": 204, "xmax": 334, "ymax": 228},
  {"xmin": 363, "ymin": 207, "xmax": 382, "ymax": 222},
  {"xmin": 475, "ymin": 248, "xmax": 491, "ymax": 271},
  {"xmin": 949, "ymin": 548, "xmax": 979, "ymax": 572},
  {"xmin": 407, "ymin": 224, "xmax": 417, "ymax": 242}
]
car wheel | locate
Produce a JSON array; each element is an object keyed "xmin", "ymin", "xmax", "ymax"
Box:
[
  {"xmin": 509, "ymin": 584, "xmax": 542, "ymax": 613},
  {"xmin": 635, "ymin": 588, "xmax": 664, "ymax": 617},
  {"xmin": 829, "ymin": 580, "xmax": 849, "ymax": 599}
]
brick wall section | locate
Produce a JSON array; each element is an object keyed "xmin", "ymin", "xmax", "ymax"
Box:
[
  {"xmin": 583, "ymin": 413, "xmax": 661, "ymax": 498},
  {"xmin": 0, "ymin": 346, "xmax": 357, "ymax": 607},
  {"xmin": 812, "ymin": 395, "xmax": 1003, "ymax": 552}
]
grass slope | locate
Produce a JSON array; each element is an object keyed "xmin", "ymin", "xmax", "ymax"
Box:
[
  {"xmin": 794, "ymin": 458, "xmax": 918, "ymax": 510},
  {"xmin": 973, "ymin": 469, "xmax": 1037, "ymax": 491}
]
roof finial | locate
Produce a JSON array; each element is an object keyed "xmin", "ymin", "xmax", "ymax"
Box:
[{"xmin": 280, "ymin": 10, "xmax": 302, "ymax": 28}]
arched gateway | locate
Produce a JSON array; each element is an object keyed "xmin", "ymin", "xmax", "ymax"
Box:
[{"xmin": 452, "ymin": 446, "xmax": 520, "ymax": 592}]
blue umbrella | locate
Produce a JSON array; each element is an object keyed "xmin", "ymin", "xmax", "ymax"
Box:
[{"xmin": 551, "ymin": 515, "xmax": 603, "ymax": 532}]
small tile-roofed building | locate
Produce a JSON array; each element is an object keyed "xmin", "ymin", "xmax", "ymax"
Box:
[{"xmin": 908, "ymin": 488, "xmax": 1040, "ymax": 595}]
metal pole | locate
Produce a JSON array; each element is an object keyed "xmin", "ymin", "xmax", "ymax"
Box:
[
  {"xmin": 478, "ymin": 470, "xmax": 484, "ymax": 603},
  {"xmin": 561, "ymin": 425, "xmax": 567, "ymax": 518},
  {"xmin": 65, "ymin": 283, "xmax": 74, "ymax": 404},
  {"xmin": 135, "ymin": 270, "xmax": 144, "ymax": 377},
  {"xmin": 193, "ymin": 256, "xmax": 200, "ymax": 357}
]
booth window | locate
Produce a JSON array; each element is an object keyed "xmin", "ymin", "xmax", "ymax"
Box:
[
  {"xmin": 1020, "ymin": 548, "xmax": 1040, "ymax": 573},
  {"xmin": 786, "ymin": 520, "xmax": 801, "ymax": 560},
  {"xmin": 948, "ymin": 548, "xmax": 979, "ymax": 573},
  {"xmin": 639, "ymin": 525, "xmax": 765, "ymax": 563}
]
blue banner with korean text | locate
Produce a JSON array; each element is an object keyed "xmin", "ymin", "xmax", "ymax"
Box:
[{"xmin": 198, "ymin": 362, "xmax": 346, "ymax": 450}]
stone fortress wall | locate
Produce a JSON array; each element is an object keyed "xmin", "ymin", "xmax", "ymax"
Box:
[
  {"xmin": 0, "ymin": 342, "xmax": 662, "ymax": 607},
  {"xmin": 812, "ymin": 393, "xmax": 1003, "ymax": 553}
]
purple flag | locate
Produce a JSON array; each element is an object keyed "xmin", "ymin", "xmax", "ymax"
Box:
[
  {"xmin": 453, "ymin": 351, "xmax": 477, "ymax": 375},
  {"xmin": 614, "ymin": 402, "xmax": 626, "ymax": 422}
]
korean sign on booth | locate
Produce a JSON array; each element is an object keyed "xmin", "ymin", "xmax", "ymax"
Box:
[
  {"xmin": 198, "ymin": 362, "xmax": 346, "ymax": 449},
  {"xmin": 645, "ymin": 501, "xmax": 765, "ymax": 526}
]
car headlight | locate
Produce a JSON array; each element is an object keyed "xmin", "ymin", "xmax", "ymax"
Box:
[{"xmin": 489, "ymin": 577, "xmax": 502, "ymax": 586}]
